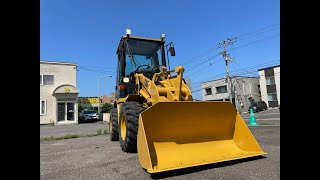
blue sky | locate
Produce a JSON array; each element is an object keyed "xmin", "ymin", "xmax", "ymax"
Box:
[{"xmin": 40, "ymin": 0, "xmax": 280, "ymax": 99}]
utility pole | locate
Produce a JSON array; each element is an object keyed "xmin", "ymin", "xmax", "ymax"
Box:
[
  {"xmin": 218, "ymin": 38, "xmax": 236, "ymax": 106},
  {"xmin": 98, "ymin": 75, "xmax": 112, "ymax": 114}
]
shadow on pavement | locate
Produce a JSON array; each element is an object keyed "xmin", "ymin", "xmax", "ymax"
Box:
[
  {"xmin": 78, "ymin": 120, "xmax": 104, "ymax": 124},
  {"xmin": 149, "ymin": 156, "xmax": 266, "ymax": 179}
]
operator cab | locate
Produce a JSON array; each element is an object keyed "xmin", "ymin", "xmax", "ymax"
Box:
[
  {"xmin": 123, "ymin": 37, "xmax": 165, "ymax": 80},
  {"xmin": 115, "ymin": 30, "xmax": 175, "ymax": 99}
]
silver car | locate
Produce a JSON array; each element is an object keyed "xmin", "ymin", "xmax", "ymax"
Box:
[{"xmin": 79, "ymin": 110, "xmax": 98, "ymax": 123}]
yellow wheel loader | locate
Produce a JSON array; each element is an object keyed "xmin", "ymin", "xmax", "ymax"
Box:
[{"xmin": 108, "ymin": 30, "xmax": 266, "ymax": 173}]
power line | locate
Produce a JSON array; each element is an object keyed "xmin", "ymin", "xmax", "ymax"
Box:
[
  {"xmin": 77, "ymin": 66, "xmax": 116, "ymax": 74},
  {"xmin": 182, "ymin": 46, "xmax": 220, "ymax": 67},
  {"xmin": 236, "ymin": 26, "xmax": 279, "ymax": 42},
  {"xmin": 184, "ymin": 33, "xmax": 279, "ymax": 77},
  {"xmin": 235, "ymin": 24, "xmax": 279, "ymax": 40},
  {"xmin": 185, "ymin": 53, "xmax": 220, "ymax": 69},
  {"xmin": 185, "ymin": 58, "xmax": 223, "ymax": 78},
  {"xmin": 77, "ymin": 65, "xmax": 116, "ymax": 70},
  {"xmin": 233, "ymin": 61, "xmax": 246, "ymax": 70},
  {"xmin": 178, "ymin": 24, "xmax": 279, "ymax": 68},
  {"xmin": 187, "ymin": 34, "xmax": 280, "ymax": 81},
  {"xmin": 192, "ymin": 90, "xmax": 203, "ymax": 100},
  {"xmin": 229, "ymin": 33, "xmax": 279, "ymax": 52},
  {"xmin": 184, "ymin": 53, "xmax": 221, "ymax": 75}
]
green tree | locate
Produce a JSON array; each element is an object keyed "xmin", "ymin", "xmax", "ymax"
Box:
[
  {"xmin": 100, "ymin": 103, "xmax": 113, "ymax": 113},
  {"xmin": 78, "ymin": 104, "xmax": 83, "ymax": 113}
]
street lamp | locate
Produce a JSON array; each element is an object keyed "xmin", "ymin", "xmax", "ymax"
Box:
[{"xmin": 98, "ymin": 75, "xmax": 112, "ymax": 114}]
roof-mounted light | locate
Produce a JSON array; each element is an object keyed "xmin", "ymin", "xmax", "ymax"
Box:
[
  {"xmin": 160, "ymin": 33, "xmax": 165, "ymax": 39},
  {"xmin": 126, "ymin": 29, "xmax": 131, "ymax": 36}
]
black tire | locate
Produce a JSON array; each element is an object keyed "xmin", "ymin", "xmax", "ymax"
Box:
[
  {"xmin": 119, "ymin": 102, "xmax": 145, "ymax": 152},
  {"xmin": 109, "ymin": 108, "xmax": 119, "ymax": 141}
]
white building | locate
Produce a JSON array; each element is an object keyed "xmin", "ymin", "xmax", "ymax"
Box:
[
  {"xmin": 258, "ymin": 65, "xmax": 280, "ymax": 107},
  {"xmin": 40, "ymin": 61, "xmax": 80, "ymax": 125},
  {"xmin": 201, "ymin": 76, "xmax": 261, "ymax": 113}
]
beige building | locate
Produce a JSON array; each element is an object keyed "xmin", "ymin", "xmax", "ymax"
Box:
[
  {"xmin": 40, "ymin": 60, "xmax": 80, "ymax": 125},
  {"xmin": 100, "ymin": 93, "xmax": 116, "ymax": 104}
]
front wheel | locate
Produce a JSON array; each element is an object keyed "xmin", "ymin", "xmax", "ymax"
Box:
[{"xmin": 119, "ymin": 102, "xmax": 145, "ymax": 152}]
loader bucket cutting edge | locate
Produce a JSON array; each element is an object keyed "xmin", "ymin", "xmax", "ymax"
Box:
[{"xmin": 137, "ymin": 101, "xmax": 266, "ymax": 173}]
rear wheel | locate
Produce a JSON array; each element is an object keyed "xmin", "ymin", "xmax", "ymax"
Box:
[
  {"xmin": 109, "ymin": 108, "xmax": 119, "ymax": 141},
  {"xmin": 119, "ymin": 101, "xmax": 145, "ymax": 152}
]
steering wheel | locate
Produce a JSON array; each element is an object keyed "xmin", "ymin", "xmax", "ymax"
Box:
[{"xmin": 136, "ymin": 65, "xmax": 150, "ymax": 70}]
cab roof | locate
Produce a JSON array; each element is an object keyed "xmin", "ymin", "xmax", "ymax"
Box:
[
  {"xmin": 121, "ymin": 35, "xmax": 162, "ymax": 42},
  {"xmin": 116, "ymin": 35, "xmax": 163, "ymax": 54}
]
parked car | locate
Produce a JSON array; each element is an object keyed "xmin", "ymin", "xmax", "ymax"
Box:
[
  {"xmin": 248, "ymin": 101, "xmax": 268, "ymax": 112},
  {"xmin": 79, "ymin": 110, "xmax": 98, "ymax": 123}
]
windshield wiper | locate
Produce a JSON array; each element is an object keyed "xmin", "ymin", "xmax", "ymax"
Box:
[
  {"xmin": 125, "ymin": 40, "xmax": 140, "ymax": 69},
  {"xmin": 125, "ymin": 40, "xmax": 152, "ymax": 79}
]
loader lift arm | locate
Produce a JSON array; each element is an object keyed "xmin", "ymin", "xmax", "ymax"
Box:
[{"xmin": 135, "ymin": 66, "xmax": 193, "ymax": 106}]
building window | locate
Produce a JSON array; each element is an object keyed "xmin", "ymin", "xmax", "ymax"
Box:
[
  {"xmin": 205, "ymin": 88, "xmax": 212, "ymax": 95},
  {"xmin": 267, "ymin": 93, "xmax": 278, "ymax": 101},
  {"xmin": 40, "ymin": 75, "xmax": 43, "ymax": 85},
  {"xmin": 43, "ymin": 75, "xmax": 54, "ymax": 85},
  {"xmin": 266, "ymin": 76, "xmax": 275, "ymax": 85},
  {"xmin": 216, "ymin": 85, "xmax": 227, "ymax": 93},
  {"xmin": 40, "ymin": 75, "xmax": 54, "ymax": 85},
  {"xmin": 40, "ymin": 100, "xmax": 46, "ymax": 115}
]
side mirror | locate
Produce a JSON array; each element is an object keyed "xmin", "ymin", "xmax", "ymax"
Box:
[{"xmin": 169, "ymin": 47, "xmax": 175, "ymax": 56}]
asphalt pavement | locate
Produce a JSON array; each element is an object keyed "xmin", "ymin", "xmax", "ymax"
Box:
[
  {"xmin": 241, "ymin": 108, "xmax": 280, "ymax": 125},
  {"xmin": 40, "ymin": 126, "xmax": 280, "ymax": 180},
  {"xmin": 40, "ymin": 109, "xmax": 280, "ymax": 139}
]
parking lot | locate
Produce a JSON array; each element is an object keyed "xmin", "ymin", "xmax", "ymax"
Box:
[{"xmin": 40, "ymin": 110, "xmax": 280, "ymax": 180}]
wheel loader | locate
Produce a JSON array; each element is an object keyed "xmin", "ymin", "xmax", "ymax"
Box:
[{"xmin": 108, "ymin": 29, "xmax": 266, "ymax": 173}]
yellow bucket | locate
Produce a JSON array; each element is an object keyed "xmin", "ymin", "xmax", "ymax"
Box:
[{"xmin": 137, "ymin": 101, "xmax": 266, "ymax": 173}]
